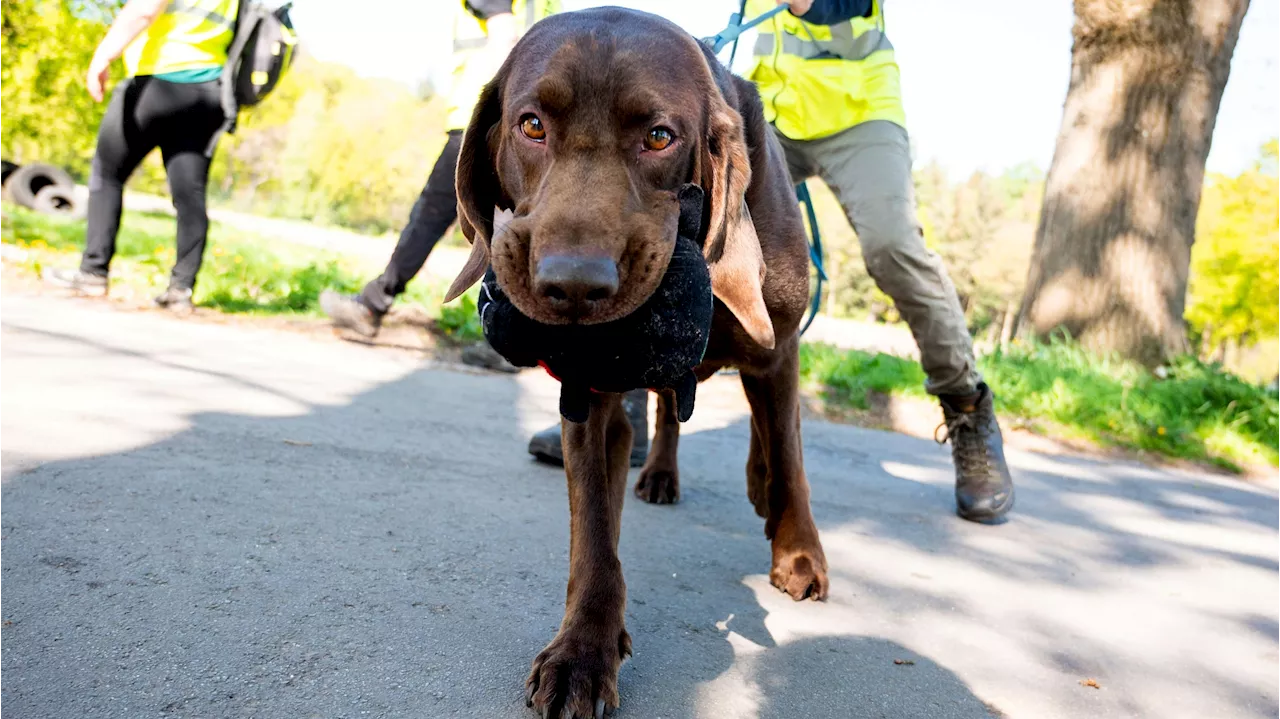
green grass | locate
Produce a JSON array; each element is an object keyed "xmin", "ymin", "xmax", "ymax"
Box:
[
  {"xmin": 799, "ymin": 343, "xmax": 929, "ymax": 408},
  {"xmin": 436, "ymin": 292, "xmax": 483, "ymax": 343},
  {"xmin": 800, "ymin": 338, "xmax": 1280, "ymax": 471},
  {"xmin": 1, "ymin": 203, "xmax": 462, "ymax": 318}
]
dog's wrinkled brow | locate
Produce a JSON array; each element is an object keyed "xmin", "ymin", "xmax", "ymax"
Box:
[
  {"xmin": 532, "ymin": 76, "xmax": 574, "ymax": 116},
  {"xmin": 615, "ymin": 88, "xmax": 671, "ymax": 131}
]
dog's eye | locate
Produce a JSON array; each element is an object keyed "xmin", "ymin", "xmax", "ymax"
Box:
[
  {"xmin": 520, "ymin": 114, "xmax": 546, "ymax": 142},
  {"xmin": 644, "ymin": 127, "xmax": 674, "ymax": 152}
]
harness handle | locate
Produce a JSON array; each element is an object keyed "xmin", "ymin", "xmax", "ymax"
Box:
[{"xmin": 702, "ymin": 3, "xmax": 789, "ymax": 54}]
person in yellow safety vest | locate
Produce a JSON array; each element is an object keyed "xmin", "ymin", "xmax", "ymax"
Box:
[
  {"xmin": 322, "ymin": 0, "xmax": 557, "ymax": 356},
  {"xmin": 45, "ymin": 0, "xmax": 239, "ymax": 313},
  {"xmin": 745, "ymin": 0, "xmax": 1014, "ymax": 522}
]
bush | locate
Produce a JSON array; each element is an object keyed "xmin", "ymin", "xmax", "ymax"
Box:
[
  {"xmin": 799, "ymin": 337, "xmax": 1279, "ymax": 471},
  {"xmin": 436, "ymin": 292, "xmax": 482, "ymax": 343},
  {"xmin": 1186, "ymin": 141, "xmax": 1279, "ymax": 363},
  {"xmin": 1, "ymin": 0, "xmax": 116, "ymax": 179}
]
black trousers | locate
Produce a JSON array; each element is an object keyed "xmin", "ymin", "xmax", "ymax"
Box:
[
  {"xmin": 359, "ymin": 130, "xmax": 464, "ymax": 315},
  {"xmin": 80, "ymin": 76, "xmax": 224, "ymax": 290}
]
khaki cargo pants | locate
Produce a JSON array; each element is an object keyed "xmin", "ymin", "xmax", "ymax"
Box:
[{"xmin": 775, "ymin": 120, "xmax": 981, "ymax": 397}]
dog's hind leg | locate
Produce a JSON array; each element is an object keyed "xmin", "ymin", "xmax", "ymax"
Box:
[
  {"xmin": 634, "ymin": 389, "xmax": 681, "ymax": 504},
  {"xmin": 739, "ymin": 349, "xmax": 829, "ymax": 601},
  {"xmin": 527, "ymin": 393, "xmax": 633, "ymax": 717}
]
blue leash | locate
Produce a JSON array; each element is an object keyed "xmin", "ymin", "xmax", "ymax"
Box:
[
  {"xmin": 702, "ymin": 5, "xmax": 829, "ymax": 337},
  {"xmin": 795, "ymin": 182, "xmax": 826, "ymax": 336},
  {"xmin": 703, "ymin": 3, "xmax": 788, "ymax": 53}
]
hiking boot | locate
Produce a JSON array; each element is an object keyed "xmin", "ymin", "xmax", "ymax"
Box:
[
  {"xmin": 937, "ymin": 383, "xmax": 1015, "ymax": 523},
  {"xmin": 320, "ymin": 290, "xmax": 381, "ymax": 338},
  {"xmin": 529, "ymin": 388, "xmax": 649, "ymax": 468},
  {"xmin": 461, "ymin": 341, "xmax": 520, "ymax": 374},
  {"xmin": 153, "ymin": 286, "xmax": 194, "ymax": 315},
  {"xmin": 43, "ymin": 268, "xmax": 108, "ymax": 297}
]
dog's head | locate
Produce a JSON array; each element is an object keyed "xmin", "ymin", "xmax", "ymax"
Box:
[{"xmin": 444, "ymin": 8, "xmax": 774, "ymax": 349}]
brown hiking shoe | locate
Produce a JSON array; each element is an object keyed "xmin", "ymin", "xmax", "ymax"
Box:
[{"xmin": 937, "ymin": 383, "xmax": 1015, "ymax": 523}]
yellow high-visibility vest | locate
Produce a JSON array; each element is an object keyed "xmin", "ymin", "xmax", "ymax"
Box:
[
  {"xmin": 445, "ymin": 0, "xmax": 558, "ymax": 132},
  {"xmin": 746, "ymin": 0, "xmax": 906, "ymax": 141},
  {"xmin": 124, "ymin": 0, "xmax": 238, "ymax": 77}
]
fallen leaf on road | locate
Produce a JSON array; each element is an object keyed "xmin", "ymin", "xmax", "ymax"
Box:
[
  {"xmin": 1080, "ymin": 678, "xmax": 1101, "ymax": 689},
  {"xmin": 893, "ymin": 659, "xmax": 915, "ymax": 666},
  {"xmin": 282, "ymin": 439, "xmax": 312, "ymax": 447}
]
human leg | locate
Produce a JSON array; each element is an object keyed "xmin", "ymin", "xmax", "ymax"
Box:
[{"xmin": 805, "ymin": 121, "xmax": 1013, "ymax": 521}]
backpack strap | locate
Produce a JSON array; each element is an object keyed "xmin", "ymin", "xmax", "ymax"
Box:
[{"xmin": 204, "ymin": 0, "xmax": 257, "ymax": 157}]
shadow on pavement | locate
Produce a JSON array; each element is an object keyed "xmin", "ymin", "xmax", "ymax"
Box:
[
  {"xmin": 3, "ymin": 306, "xmax": 1275, "ymax": 718},
  {"xmin": 1, "ymin": 321, "xmax": 996, "ymax": 718}
]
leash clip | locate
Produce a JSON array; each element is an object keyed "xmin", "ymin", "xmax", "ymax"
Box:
[{"xmin": 702, "ymin": 3, "xmax": 789, "ymax": 54}]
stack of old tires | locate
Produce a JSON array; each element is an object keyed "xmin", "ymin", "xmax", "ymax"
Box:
[{"xmin": 1, "ymin": 160, "xmax": 85, "ymax": 219}]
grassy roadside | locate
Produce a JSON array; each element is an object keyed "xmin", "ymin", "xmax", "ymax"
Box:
[
  {"xmin": 5, "ymin": 203, "xmax": 1275, "ymax": 473},
  {"xmin": 1, "ymin": 202, "xmax": 475, "ymax": 326},
  {"xmin": 800, "ymin": 340, "xmax": 1279, "ymax": 473}
]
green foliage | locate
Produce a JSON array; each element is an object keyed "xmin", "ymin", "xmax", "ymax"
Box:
[
  {"xmin": 437, "ymin": 292, "xmax": 483, "ymax": 343},
  {"xmin": 811, "ymin": 161, "xmax": 1041, "ymax": 340},
  {"xmin": 2, "ymin": 2, "xmax": 448, "ymax": 234},
  {"xmin": 915, "ymin": 162, "xmax": 1041, "ymax": 335},
  {"xmin": 1, "ymin": 0, "xmax": 117, "ymax": 178},
  {"xmin": 1186, "ymin": 141, "xmax": 1279, "ymax": 361},
  {"xmin": 195, "ymin": 245, "xmax": 362, "ymax": 313},
  {"xmin": 799, "ymin": 338, "xmax": 1279, "ymax": 471},
  {"xmin": 1, "ymin": 202, "xmax": 370, "ymax": 315},
  {"xmin": 208, "ymin": 56, "xmax": 449, "ymax": 234},
  {"xmin": 798, "ymin": 344, "xmax": 925, "ymax": 409}
]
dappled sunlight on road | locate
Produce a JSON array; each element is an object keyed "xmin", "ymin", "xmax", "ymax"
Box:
[{"xmin": 2, "ymin": 290, "xmax": 1275, "ymax": 719}]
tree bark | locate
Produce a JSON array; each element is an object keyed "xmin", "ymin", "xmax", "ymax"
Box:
[{"xmin": 1015, "ymin": 0, "xmax": 1250, "ymax": 364}]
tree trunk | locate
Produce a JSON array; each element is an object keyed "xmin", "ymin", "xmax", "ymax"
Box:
[{"xmin": 1015, "ymin": 0, "xmax": 1250, "ymax": 364}]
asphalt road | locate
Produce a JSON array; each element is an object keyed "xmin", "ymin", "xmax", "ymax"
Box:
[{"xmin": 2, "ymin": 291, "xmax": 1277, "ymax": 719}]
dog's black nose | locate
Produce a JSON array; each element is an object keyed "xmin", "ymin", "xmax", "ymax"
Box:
[{"xmin": 535, "ymin": 255, "xmax": 619, "ymax": 314}]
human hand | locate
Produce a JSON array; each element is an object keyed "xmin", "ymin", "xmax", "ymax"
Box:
[
  {"xmin": 777, "ymin": 0, "xmax": 813, "ymax": 15},
  {"xmin": 86, "ymin": 55, "xmax": 111, "ymax": 102}
]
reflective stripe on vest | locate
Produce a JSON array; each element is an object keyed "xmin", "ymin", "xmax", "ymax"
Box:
[
  {"xmin": 167, "ymin": 0, "xmax": 235, "ymax": 31},
  {"xmin": 751, "ymin": 24, "xmax": 892, "ymax": 61},
  {"xmin": 746, "ymin": 0, "xmax": 905, "ymax": 141},
  {"xmin": 445, "ymin": 0, "xmax": 557, "ymax": 131},
  {"xmin": 124, "ymin": 0, "xmax": 237, "ymax": 77}
]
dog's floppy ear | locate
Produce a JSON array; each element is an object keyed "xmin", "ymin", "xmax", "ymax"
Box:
[
  {"xmin": 445, "ymin": 73, "xmax": 507, "ymax": 303},
  {"xmin": 699, "ymin": 99, "xmax": 775, "ymax": 350}
]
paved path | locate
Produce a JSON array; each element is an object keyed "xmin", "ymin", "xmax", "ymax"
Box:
[{"xmin": 2, "ymin": 291, "xmax": 1276, "ymax": 719}]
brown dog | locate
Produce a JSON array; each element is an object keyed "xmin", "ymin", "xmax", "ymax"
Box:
[{"xmin": 443, "ymin": 8, "xmax": 829, "ymax": 716}]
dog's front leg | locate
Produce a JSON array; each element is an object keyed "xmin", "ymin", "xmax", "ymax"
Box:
[{"xmin": 527, "ymin": 392, "xmax": 632, "ymax": 718}]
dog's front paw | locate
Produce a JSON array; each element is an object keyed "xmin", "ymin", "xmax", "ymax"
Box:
[
  {"xmin": 526, "ymin": 625, "xmax": 632, "ymax": 718},
  {"xmin": 634, "ymin": 466, "xmax": 679, "ymax": 504},
  {"xmin": 770, "ymin": 543, "xmax": 829, "ymax": 602}
]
